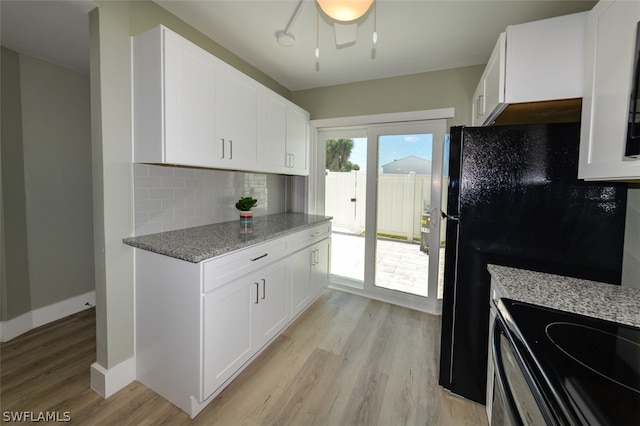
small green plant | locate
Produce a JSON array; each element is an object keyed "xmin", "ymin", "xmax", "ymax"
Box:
[{"xmin": 235, "ymin": 196, "xmax": 258, "ymax": 211}]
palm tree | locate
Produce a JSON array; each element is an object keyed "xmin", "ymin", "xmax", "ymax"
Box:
[{"xmin": 326, "ymin": 139, "xmax": 359, "ymax": 171}]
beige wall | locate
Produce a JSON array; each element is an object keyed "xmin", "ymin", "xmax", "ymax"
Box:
[
  {"xmin": 20, "ymin": 54, "xmax": 94, "ymax": 309},
  {"xmin": 0, "ymin": 47, "xmax": 94, "ymax": 322},
  {"xmin": 1, "ymin": 47, "xmax": 31, "ymax": 321},
  {"xmin": 292, "ymin": 65, "xmax": 484, "ymax": 127}
]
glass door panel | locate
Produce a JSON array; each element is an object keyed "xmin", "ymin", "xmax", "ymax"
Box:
[
  {"xmin": 320, "ymin": 130, "xmax": 367, "ymax": 284},
  {"xmin": 365, "ymin": 121, "xmax": 446, "ymax": 305},
  {"xmin": 374, "ymin": 133, "xmax": 432, "ymax": 297}
]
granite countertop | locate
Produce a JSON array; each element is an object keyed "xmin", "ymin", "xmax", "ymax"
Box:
[
  {"xmin": 488, "ymin": 264, "xmax": 640, "ymax": 328},
  {"xmin": 123, "ymin": 212, "xmax": 332, "ymax": 263}
]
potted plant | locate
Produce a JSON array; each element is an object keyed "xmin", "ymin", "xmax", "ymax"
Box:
[{"xmin": 236, "ymin": 196, "xmax": 257, "ymax": 223}]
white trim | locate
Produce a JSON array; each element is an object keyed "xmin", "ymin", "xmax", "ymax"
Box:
[
  {"xmin": 0, "ymin": 291, "xmax": 96, "ymax": 342},
  {"xmin": 310, "ymin": 108, "xmax": 455, "ymax": 129},
  {"xmin": 0, "ymin": 311, "xmax": 33, "ymax": 342},
  {"xmin": 90, "ymin": 357, "xmax": 136, "ymax": 398}
]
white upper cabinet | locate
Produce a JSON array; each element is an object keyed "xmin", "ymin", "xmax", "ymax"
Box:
[
  {"xmin": 215, "ymin": 67, "xmax": 261, "ymax": 171},
  {"xmin": 579, "ymin": 0, "xmax": 640, "ymax": 181},
  {"xmin": 472, "ymin": 12, "xmax": 587, "ymax": 126},
  {"xmin": 285, "ymin": 104, "xmax": 310, "ymax": 175},
  {"xmin": 260, "ymin": 88, "xmax": 310, "ymax": 176},
  {"xmin": 134, "ymin": 26, "xmax": 220, "ymax": 167},
  {"xmin": 472, "ymin": 33, "xmax": 505, "ymax": 126},
  {"xmin": 133, "ymin": 26, "xmax": 308, "ymax": 175}
]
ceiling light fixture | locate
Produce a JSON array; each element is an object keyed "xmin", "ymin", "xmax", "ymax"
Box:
[
  {"xmin": 317, "ymin": 0, "xmax": 374, "ymax": 22},
  {"xmin": 276, "ymin": 0, "xmax": 305, "ymax": 47}
]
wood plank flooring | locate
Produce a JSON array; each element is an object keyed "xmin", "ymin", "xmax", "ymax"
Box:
[{"xmin": 0, "ymin": 290, "xmax": 487, "ymax": 425}]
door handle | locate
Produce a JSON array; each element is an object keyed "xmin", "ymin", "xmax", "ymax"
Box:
[
  {"xmin": 254, "ymin": 282, "xmax": 259, "ymax": 304},
  {"xmin": 261, "ymin": 278, "xmax": 266, "ymax": 300},
  {"xmin": 229, "ymin": 140, "xmax": 233, "ymax": 159},
  {"xmin": 441, "ymin": 211, "xmax": 459, "ymax": 222}
]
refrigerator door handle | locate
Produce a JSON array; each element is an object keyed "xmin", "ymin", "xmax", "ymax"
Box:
[{"xmin": 441, "ymin": 211, "xmax": 460, "ymax": 222}]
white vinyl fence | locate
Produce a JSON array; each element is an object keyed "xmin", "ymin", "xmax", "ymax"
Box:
[{"xmin": 325, "ymin": 171, "xmax": 431, "ymax": 242}]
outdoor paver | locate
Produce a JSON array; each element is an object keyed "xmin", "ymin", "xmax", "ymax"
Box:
[{"xmin": 331, "ymin": 232, "xmax": 438, "ymax": 298}]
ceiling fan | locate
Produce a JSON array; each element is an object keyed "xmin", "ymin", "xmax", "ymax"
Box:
[{"xmin": 276, "ymin": 0, "xmax": 377, "ymax": 52}]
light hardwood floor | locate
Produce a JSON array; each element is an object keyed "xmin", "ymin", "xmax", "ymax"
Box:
[{"xmin": 0, "ymin": 290, "xmax": 487, "ymax": 425}]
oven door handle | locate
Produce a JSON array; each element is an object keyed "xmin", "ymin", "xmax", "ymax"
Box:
[{"xmin": 492, "ymin": 319, "xmax": 523, "ymax": 425}]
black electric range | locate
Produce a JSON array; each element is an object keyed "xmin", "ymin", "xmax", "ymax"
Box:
[{"xmin": 495, "ymin": 298, "xmax": 640, "ymax": 425}]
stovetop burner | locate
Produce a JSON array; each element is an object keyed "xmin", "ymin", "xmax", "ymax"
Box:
[
  {"xmin": 497, "ymin": 299, "xmax": 640, "ymax": 425},
  {"xmin": 545, "ymin": 322, "xmax": 640, "ymax": 394}
]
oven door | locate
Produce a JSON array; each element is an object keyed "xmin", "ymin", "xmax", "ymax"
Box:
[{"xmin": 491, "ymin": 319, "xmax": 549, "ymax": 426}]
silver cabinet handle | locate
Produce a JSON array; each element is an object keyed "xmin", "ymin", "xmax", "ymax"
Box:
[
  {"xmin": 250, "ymin": 253, "xmax": 268, "ymax": 262},
  {"xmin": 254, "ymin": 282, "xmax": 259, "ymax": 304},
  {"xmin": 229, "ymin": 140, "xmax": 233, "ymax": 159},
  {"xmin": 220, "ymin": 138, "xmax": 225, "ymax": 159},
  {"xmin": 261, "ymin": 278, "xmax": 266, "ymax": 300},
  {"xmin": 310, "ymin": 231, "xmax": 320, "ymax": 237}
]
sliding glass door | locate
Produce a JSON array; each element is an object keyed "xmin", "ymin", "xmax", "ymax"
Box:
[{"xmin": 319, "ymin": 120, "xmax": 447, "ymax": 310}]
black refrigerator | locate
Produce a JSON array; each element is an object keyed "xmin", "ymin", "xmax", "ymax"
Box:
[{"xmin": 438, "ymin": 123, "xmax": 628, "ymax": 404}]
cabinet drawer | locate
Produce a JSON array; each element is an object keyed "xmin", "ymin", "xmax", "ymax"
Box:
[
  {"xmin": 203, "ymin": 238, "xmax": 288, "ymax": 293},
  {"xmin": 290, "ymin": 222, "xmax": 331, "ymax": 251}
]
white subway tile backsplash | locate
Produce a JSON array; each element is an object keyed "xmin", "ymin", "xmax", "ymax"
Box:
[
  {"xmin": 149, "ymin": 188, "xmax": 174, "ymax": 199},
  {"xmin": 132, "ymin": 164, "xmax": 149, "ymax": 177},
  {"xmin": 133, "ymin": 164, "xmax": 288, "ymax": 236},
  {"xmin": 149, "ymin": 166, "xmax": 175, "ymax": 177},
  {"xmin": 135, "ymin": 176, "xmax": 162, "ymax": 188},
  {"xmin": 161, "ymin": 176, "xmax": 185, "ymax": 188},
  {"xmin": 135, "ymin": 199, "xmax": 162, "ymax": 213}
]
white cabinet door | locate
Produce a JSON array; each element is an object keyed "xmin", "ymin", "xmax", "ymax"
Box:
[
  {"xmin": 286, "ymin": 105, "xmax": 310, "ymax": 176},
  {"xmin": 471, "ymin": 79, "xmax": 485, "ymax": 127},
  {"xmin": 260, "ymin": 91, "xmax": 310, "ymax": 176},
  {"xmin": 260, "ymin": 89, "xmax": 288, "ymax": 173},
  {"xmin": 482, "ymin": 32, "xmax": 506, "ymax": 125},
  {"xmin": 252, "ymin": 259, "xmax": 289, "ymax": 348},
  {"xmin": 216, "ymin": 67, "xmax": 260, "ymax": 172},
  {"xmin": 291, "ymin": 247, "xmax": 313, "ymax": 317},
  {"xmin": 133, "ymin": 27, "xmax": 220, "ymax": 167},
  {"xmin": 164, "ymin": 30, "xmax": 220, "ymax": 168},
  {"xmin": 311, "ymin": 238, "xmax": 330, "ymax": 293},
  {"xmin": 202, "ymin": 278, "xmax": 253, "ymax": 400},
  {"xmin": 579, "ymin": 0, "xmax": 640, "ymax": 180}
]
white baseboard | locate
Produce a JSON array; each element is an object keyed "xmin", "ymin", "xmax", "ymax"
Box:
[
  {"xmin": 0, "ymin": 291, "xmax": 96, "ymax": 342},
  {"xmin": 90, "ymin": 357, "xmax": 135, "ymax": 398}
]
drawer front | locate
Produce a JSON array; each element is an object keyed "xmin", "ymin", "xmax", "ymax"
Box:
[
  {"xmin": 290, "ymin": 222, "xmax": 332, "ymax": 252},
  {"xmin": 203, "ymin": 238, "xmax": 288, "ymax": 293}
]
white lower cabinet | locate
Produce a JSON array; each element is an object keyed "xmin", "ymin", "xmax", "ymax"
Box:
[
  {"xmin": 203, "ymin": 258, "xmax": 288, "ymax": 400},
  {"xmin": 311, "ymin": 238, "xmax": 331, "ymax": 293},
  {"xmin": 291, "ymin": 224, "xmax": 332, "ymax": 317},
  {"xmin": 135, "ymin": 222, "xmax": 331, "ymax": 418}
]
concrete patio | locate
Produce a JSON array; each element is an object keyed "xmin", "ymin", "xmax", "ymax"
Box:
[{"xmin": 330, "ymin": 232, "xmax": 445, "ymax": 299}]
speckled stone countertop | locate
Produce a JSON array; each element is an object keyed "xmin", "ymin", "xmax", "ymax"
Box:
[
  {"xmin": 123, "ymin": 213, "xmax": 332, "ymax": 263},
  {"xmin": 488, "ymin": 264, "xmax": 640, "ymax": 328}
]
